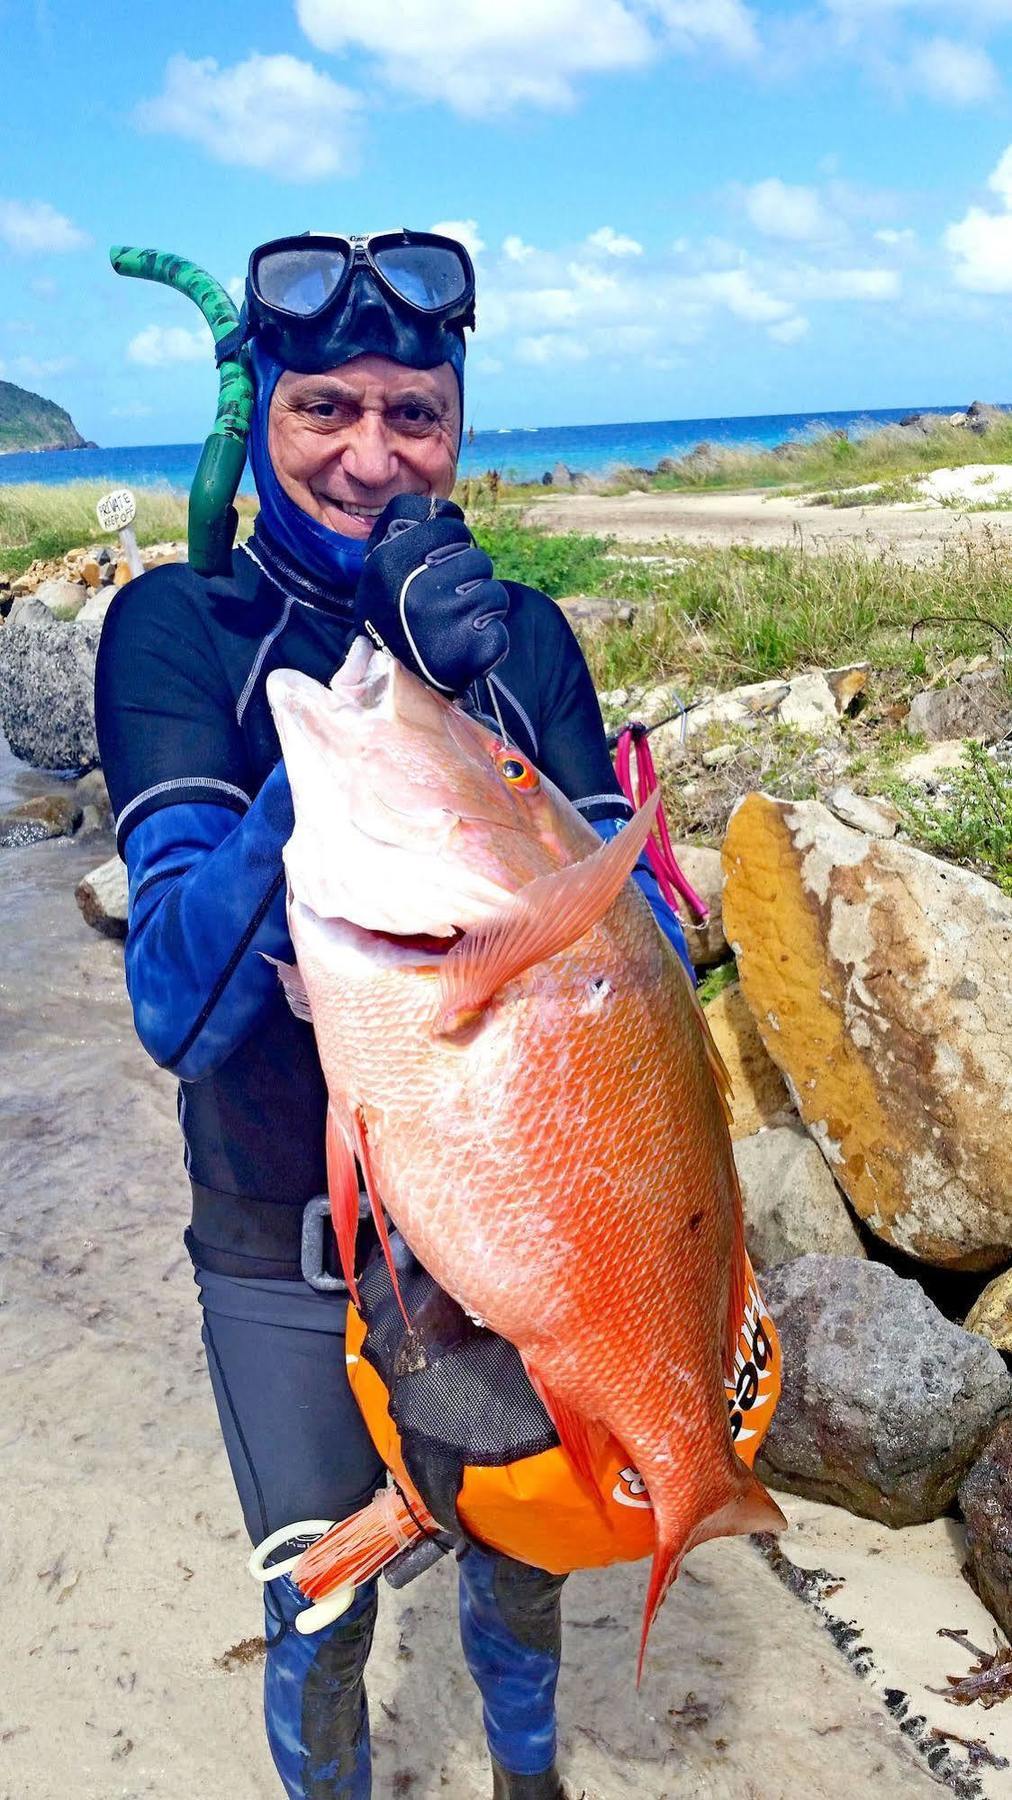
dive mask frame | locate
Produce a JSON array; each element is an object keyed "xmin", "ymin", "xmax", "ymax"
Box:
[{"xmin": 247, "ymin": 230, "xmax": 476, "ymax": 333}]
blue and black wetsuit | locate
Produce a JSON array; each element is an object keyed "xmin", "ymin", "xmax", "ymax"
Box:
[{"xmin": 94, "ymin": 519, "xmax": 691, "ymax": 1799}]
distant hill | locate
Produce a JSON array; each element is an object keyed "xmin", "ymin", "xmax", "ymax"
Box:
[{"xmin": 0, "ymin": 379, "xmax": 89, "ymax": 454}]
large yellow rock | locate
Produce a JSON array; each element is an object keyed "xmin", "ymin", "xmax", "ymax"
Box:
[
  {"xmin": 722, "ymin": 794, "xmax": 1012, "ymax": 1269},
  {"xmin": 702, "ymin": 981, "xmax": 795, "ymax": 1140}
]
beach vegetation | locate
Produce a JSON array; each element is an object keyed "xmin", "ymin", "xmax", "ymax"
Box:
[
  {"xmin": 887, "ymin": 742, "xmax": 1012, "ymax": 895},
  {"xmin": 0, "ymin": 481, "xmax": 255, "ymax": 577}
]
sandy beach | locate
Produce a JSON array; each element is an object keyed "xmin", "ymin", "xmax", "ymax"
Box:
[
  {"xmin": 3, "ymin": 744, "xmax": 1012, "ymax": 1798},
  {"xmin": 528, "ymin": 486, "xmax": 1012, "ymax": 561}
]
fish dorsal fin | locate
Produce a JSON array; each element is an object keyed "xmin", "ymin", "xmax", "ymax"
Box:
[{"xmin": 435, "ymin": 792, "xmax": 659, "ymax": 1035}]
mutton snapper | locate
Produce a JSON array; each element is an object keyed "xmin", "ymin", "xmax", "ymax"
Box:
[{"xmin": 266, "ymin": 638, "xmax": 785, "ymax": 1669}]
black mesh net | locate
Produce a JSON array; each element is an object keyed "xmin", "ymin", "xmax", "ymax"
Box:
[{"xmin": 356, "ymin": 1238, "xmax": 559, "ymax": 1531}]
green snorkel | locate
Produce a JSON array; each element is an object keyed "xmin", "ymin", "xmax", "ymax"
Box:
[{"xmin": 109, "ymin": 247, "xmax": 254, "ymax": 576}]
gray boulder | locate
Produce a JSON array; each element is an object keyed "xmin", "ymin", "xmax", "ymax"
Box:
[
  {"xmin": 965, "ymin": 400, "xmax": 1007, "ymax": 434},
  {"xmin": 756, "ymin": 1255, "xmax": 1012, "ymax": 1525},
  {"xmin": 0, "ymin": 793, "xmax": 82, "ymax": 848},
  {"xmin": 959, "ymin": 1419, "xmax": 1012, "ymax": 1641},
  {"xmin": 0, "ymin": 600, "xmax": 102, "ymax": 770},
  {"xmin": 734, "ymin": 1124, "xmax": 866, "ymax": 1269},
  {"xmin": 907, "ymin": 665, "xmax": 1012, "ymax": 743}
]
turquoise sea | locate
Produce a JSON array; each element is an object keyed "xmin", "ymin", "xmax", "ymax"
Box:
[{"xmin": 0, "ymin": 403, "xmax": 990, "ymax": 491}]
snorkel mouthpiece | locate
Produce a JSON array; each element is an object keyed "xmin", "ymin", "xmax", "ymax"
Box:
[{"xmin": 109, "ymin": 246, "xmax": 253, "ymax": 575}]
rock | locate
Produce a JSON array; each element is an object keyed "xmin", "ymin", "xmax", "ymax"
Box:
[
  {"xmin": 907, "ymin": 666, "xmax": 1012, "ymax": 744},
  {"xmin": 80, "ymin": 557, "xmax": 102, "ymax": 589},
  {"xmin": 0, "ymin": 792, "xmax": 82, "ymax": 848},
  {"xmin": 0, "ymin": 600, "xmax": 102, "ymax": 770},
  {"xmin": 73, "ymin": 768, "xmax": 112, "ymax": 828},
  {"xmin": 702, "ymin": 981, "xmax": 795, "ymax": 1140},
  {"xmin": 701, "ymin": 743, "xmax": 735, "ymax": 769},
  {"xmin": 824, "ymin": 664, "xmax": 869, "ymax": 714},
  {"xmin": 649, "ymin": 670, "xmax": 857, "ymax": 765},
  {"xmin": 76, "ymin": 587, "xmax": 116, "ymax": 625},
  {"xmin": 965, "ymin": 400, "xmax": 1007, "ymax": 434},
  {"xmin": 140, "ymin": 541, "xmax": 184, "ymax": 570},
  {"xmin": 949, "ymin": 412, "xmax": 969, "ymax": 427},
  {"xmin": 895, "ymin": 738, "xmax": 975, "ymax": 787},
  {"xmin": 670, "ymin": 844, "xmax": 727, "ymax": 968},
  {"xmin": 74, "ymin": 855, "xmax": 127, "ymax": 939},
  {"xmin": 113, "ymin": 557, "xmax": 134, "ymax": 587},
  {"xmin": 29, "ymin": 576, "xmax": 86, "ymax": 618},
  {"xmin": 722, "ymin": 794, "xmax": 1012, "ymax": 1268},
  {"xmin": 965, "ymin": 1269, "xmax": 1012, "ymax": 1353},
  {"xmin": 825, "ymin": 786, "xmax": 900, "ymax": 837},
  {"xmin": 556, "ymin": 595, "xmax": 635, "ymax": 631},
  {"xmin": 776, "ymin": 672, "xmax": 841, "ymax": 734},
  {"xmin": 550, "ymin": 462, "xmax": 574, "ymax": 488},
  {"xmin": 756, "ymin": 1255, "xmax": 1012, "ymax": 1525},
  {"xmin": 959, "ymin": 1420, "xmax": 1012, "ymax": 1641},
  {"xmin": 734, "ymin": 1123, "xmax": 867, "ymax": 1269}
]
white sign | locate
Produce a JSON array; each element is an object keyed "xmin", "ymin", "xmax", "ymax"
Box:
[{"xmin": 96, "ymin": 488, "xmax": 136, "ymax": 533}]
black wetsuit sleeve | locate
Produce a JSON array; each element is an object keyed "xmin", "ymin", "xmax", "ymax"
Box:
[{"xmin": 94, "ymin": 567, "xmax": 297, "ymax": 1078}]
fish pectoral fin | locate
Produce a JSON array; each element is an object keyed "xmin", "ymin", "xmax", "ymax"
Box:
[
  {"xmin": 326, "ymin": 1107, "xmax": 361, "ymax": 1307},
  {"xmin": 435, "ymin": 791, "xmax": 660, "ymax": 1034},
  {"xmin": 523, "ymin": 1359, "xmax": 609, "ymax": 1512},
  {"xmin": 263, "ymin": 954, "xmax": 313, "ymax": 1023},
  {"xmin": 352, "ymin": 1108, "xmax": 412, "ymax": 1333}
]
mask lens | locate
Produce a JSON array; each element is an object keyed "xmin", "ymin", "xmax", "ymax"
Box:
[
  {"xmin": 255, "ymin": 246, "xmax": 348, "ymax": 317},
  {"xmin": 372, "ymin": 242, "xmax": 469, "ymax": 312}
]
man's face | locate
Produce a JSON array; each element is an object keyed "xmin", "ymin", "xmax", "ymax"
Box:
[{"xmin": 267, "ymin": 353, "xmax": 460, "ymax": 540}]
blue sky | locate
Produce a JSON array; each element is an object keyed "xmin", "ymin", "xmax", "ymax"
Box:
[{"xmin": 4, "ymin": 0, "xmax": 1012, "ymax": 441}]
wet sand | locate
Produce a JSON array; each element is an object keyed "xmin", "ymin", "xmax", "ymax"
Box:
[
  {"xmin": 3, "ymin": 763, "xmax": 1011, "ymax": 1797},
  {"xmin": 529, "ymin": 488, "xmax": 1012, "ymax": 561}
]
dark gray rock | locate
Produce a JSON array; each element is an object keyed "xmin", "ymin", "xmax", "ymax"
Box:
[
  {"xmin": 965, "ymin": 400, "xmax": 1007, "ymax": 434},
  {"xmin": 756, "ymin": 1254, "xmax": 1012, "ymax": 1525},
  {"xmin": 959, "ymin": 1419, "xmax": 1012, "ymax": 1640},
  {"xmin": 0, "ymin": 600, "xmax": 101, "ymax": 770},
  {"xmin": 907, "ymin": 665, "xmax": 1012, "ymax": 743}
]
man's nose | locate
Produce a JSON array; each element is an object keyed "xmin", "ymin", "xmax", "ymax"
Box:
[{"xmin": 339, "ymin": 413, "xmax": 398, "ymax": 489}]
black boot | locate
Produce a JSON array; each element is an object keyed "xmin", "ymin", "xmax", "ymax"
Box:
[{"xmin": 491, "ymin": 1757, "xmax": 565, "ymax": 1799}]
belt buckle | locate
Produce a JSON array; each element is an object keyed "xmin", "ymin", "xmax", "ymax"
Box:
[{"xmin": 300, "ymin": 1194, "xmax": 348, "ymax": 1293}]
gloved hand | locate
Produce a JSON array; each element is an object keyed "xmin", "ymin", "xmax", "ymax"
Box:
[{"xmin": 354, "ymin": 495, "xmax": 510, "ymax": 696}]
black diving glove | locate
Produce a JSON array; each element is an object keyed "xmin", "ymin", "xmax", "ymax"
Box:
[{"xmin": 354, "ymin": 495, "xmax": 510, "ymax": 696}]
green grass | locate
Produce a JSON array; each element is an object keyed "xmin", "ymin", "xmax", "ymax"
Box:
[
  {"xmin": 0, "ymin": 481, "xmax": 256, "ymax": 578},
  {"xmin": 578, "ymin": 534, "xmax": 1012, "ymax": 694},
  {"xmin": 470, "ymin": 511, "xmax": 614, "ymax": 596}
]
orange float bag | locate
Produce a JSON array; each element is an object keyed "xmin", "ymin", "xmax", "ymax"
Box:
[{"xmin": 295, "ymin": 1238, "xmax": 781, "ymax": 1604}]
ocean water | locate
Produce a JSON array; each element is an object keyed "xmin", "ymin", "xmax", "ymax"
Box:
[{"xmin": 0, "ymin": 402, "xmax": 986, "ymax": 491}]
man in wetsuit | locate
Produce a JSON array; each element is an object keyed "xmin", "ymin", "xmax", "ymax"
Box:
[{"xmin": 95, "ymin": 229, "xmax": 692, "ymax": 1800}]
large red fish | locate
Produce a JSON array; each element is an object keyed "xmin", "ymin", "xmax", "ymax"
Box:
[{"xmin": 267, "ymin": 640, "xmax": 784, "ymax": 1667}]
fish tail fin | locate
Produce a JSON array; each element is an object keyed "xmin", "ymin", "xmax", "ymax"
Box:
[
  {"xmin": 637, "ymin": 1465, "xmax": 786, "ymax": 1682},
  {"xmin": 293, "ymin": 1487, "xmax": 437, "ymax": 1601}
]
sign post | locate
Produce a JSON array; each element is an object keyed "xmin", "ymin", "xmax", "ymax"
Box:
[{"xmin": 96, "ymin": 489, "xmax": 144, "ymax": 580}]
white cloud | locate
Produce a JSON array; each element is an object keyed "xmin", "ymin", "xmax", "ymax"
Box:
[
  {"xmin": 296, "ymin": 0, "xmax": 757, "ymax": 114},
  {"xmin": 127, "ymin": 324, "xmax": 210, "ymax": 367},
  {"xmin": 768, "ymin": 315, "xmax": 811, "ymax": 344},
  {"xmin": 945, "ymin": 145, "xmax": 1012, "ymax": 291},
  {"xmin": 792, "ymin": 266, "xmax": 899, "ymax": 300},
  {"xmin": 135, "ymin": 53, "xmax": 362, "ymax": 182},
  {"xmin": 516, "ymin": 333, "xmax": 591, "ymax": 365},
  {"xmin": 430, "ymin": 218, "xmax": 485, "ymax": 258},
  {"xmin": 586, "ymin": 226, "xmax": 643, "ymax": 256},
  {"xmin": 0, "ymin": 199, "xmax": 89, "ymax": 254},
  {"xmin": 503, "ymin": 235, "xmax": 536, "ymax": 263},
  {"xmin": 227, "ymin": 275, "xmax": 245, "ymax": 306},
  {"xmin": 12, "ymin": 354, "xmax": 74, "ymax": 379},
  {"xmin": 874, "ymin": 226, "xmax": 916, "ymax": 246},
  {"xmin": 908, "ymin": 37, "xmax": 999, "ymax": 104},
  {"xmin": 692, "ymin": 268, "xmax": 794, "ymax": 323},
  {"xmin": 743, "ymin": 179, "xmax": 837, "ymax": 243}
]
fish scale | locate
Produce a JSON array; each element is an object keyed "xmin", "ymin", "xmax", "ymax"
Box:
[{"xmin": 268, "ymin": 641, "xmax": 785, "ymax": 1670}]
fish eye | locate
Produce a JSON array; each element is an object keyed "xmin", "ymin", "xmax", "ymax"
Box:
[{"xmin": 495, "ymin": 748, "xmax": 540, "ymax": 792}]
